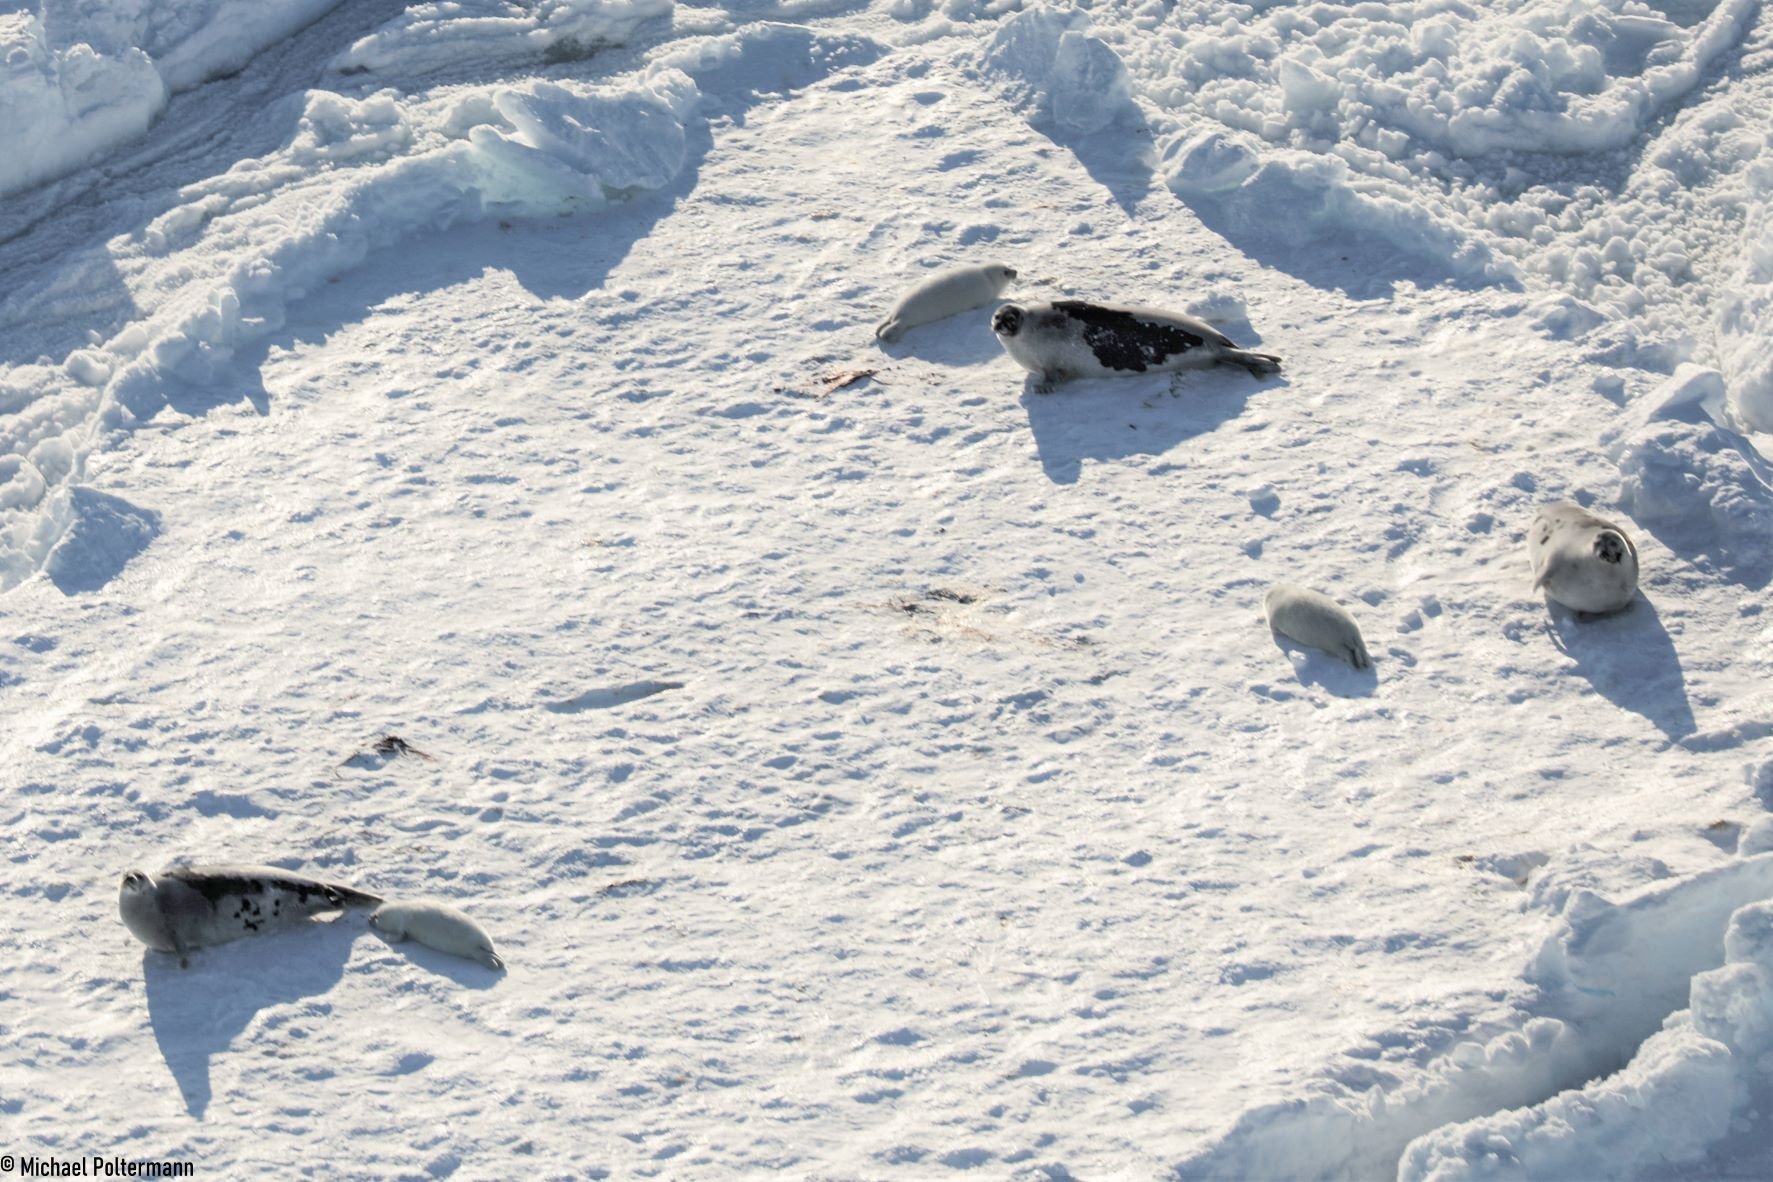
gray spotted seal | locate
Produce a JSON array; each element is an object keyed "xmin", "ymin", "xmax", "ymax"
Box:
[
  {"xmin": 876, "ymin": 263, "xmax": 1017, "ymax": 342},
  {"xmin": 370, "ymin": 899, "xmax": 504, "ymax": 970},
  {"xmin": 1265, "ymin": 583, "xmax": 1371, "ymax": 669},
  {"xmin": 118, "ymin": 864, "xmax": 382, "ymax": 967},
  {"xmin": 992, "ymin": 299, "xmax": 1281, "ymax": 391},
  {"xmin": 1527, "ymin": 502, "xmax": 1639, "ymax": 614}
]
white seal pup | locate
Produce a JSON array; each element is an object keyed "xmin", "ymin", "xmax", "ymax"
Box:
[
  {"xmin": 370, "ymin": 899, "xmax": 504, "ymax": 971},
  {"xmin": 119, "ymin": 864, "xmax": 382, "ymax": 967},
  {"xmin": 876, "ymin": 263, "xmax": 1017, "ymax": 342},
  {"xmin": 992, "ymin": 300, "xmax": 1281, "ymax": 391},
  {"xmin": 1527, "ymin": 502, "xmax": 1639, "ymax": 615},
  {"xmin": 1264, "ymin": 583, "xmax": 1371, "ymax": 669}
]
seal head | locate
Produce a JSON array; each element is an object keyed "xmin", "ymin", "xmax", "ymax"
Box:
[{"xmin": 1527, "ymin": 503, "xmax": 1639, "ymax": 615}]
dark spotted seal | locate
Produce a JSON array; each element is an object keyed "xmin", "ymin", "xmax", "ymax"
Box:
[
  {"xmin": 992, "ymin": 299, "xmax": 1281, "ymax": 391},
  {"xmin": 118, "ymin": 864, "xmax": 382, "ymax": 967}
]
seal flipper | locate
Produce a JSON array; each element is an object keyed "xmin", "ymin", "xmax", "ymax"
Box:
[
  {"xmin": 1219, "ymin": 348, "xmax": 1282, "ymax": 377},
  {"xmin": 323, "ymin": 883, "xmax": 383, "ymax": 910}
]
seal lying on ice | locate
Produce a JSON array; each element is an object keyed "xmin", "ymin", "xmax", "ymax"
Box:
[
  {"xmin": 1527, "ymin": 502, "xmax": 1639, "ymax": 615},
  {"xmin": 992, "ymin": 300, "xmax": 1281, "ymax": 391},
  {"xmin": 370, "ymin": 899, "xmax": 504, "ymax": 971},
  {"xmin": 118, "ymin": 864, "xmax": 381, "ymax": 967},
  {"xmin": 1264, "ymin": 583, "xmax": 1371, "ymax": 670},
  {"xmin": 876, "ymin": 262, "xmax": 1017, "ymax": 343}
]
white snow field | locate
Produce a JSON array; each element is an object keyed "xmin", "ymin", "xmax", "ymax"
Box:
[{"xmin": 3, "ymin": 0, "xmax": 1773, "ymax": 1174}]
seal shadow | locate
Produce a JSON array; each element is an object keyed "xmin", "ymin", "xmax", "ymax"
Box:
[
  {"xmin": 143, "ymin": 919, "xmax": 359, "ymax": 1118},
  {"xmin": 371, "ymin": 933, "xmax": 503, "ymax": 988},
  {"xmin": 874, "ymin": 306, "xmax": 1008, "ymax": 367},
  {"xmin": 1272, "ymin": 635, "xmax": 1379, "ymax": 698},
  {"xmin": 1547, "ymin": 592, "xmax": 1695, "ymax": 741},
  {"xmin": 1020, "ymin": 371, "xmax": 1280, "ymax": 485}
]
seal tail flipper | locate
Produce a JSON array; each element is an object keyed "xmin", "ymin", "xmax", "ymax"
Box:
[
  {"xmin": 1221, "ymin": 349, "xmax": 1282, "ymax": 377},
  {"xmin": 327, "ymin": 883, "xmax": 383, "ymax": 909}
]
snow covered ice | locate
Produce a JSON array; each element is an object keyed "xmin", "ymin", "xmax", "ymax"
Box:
[{"xmin": 3, "ymin": 0, "xmax": 1773, "ymax": 1175}]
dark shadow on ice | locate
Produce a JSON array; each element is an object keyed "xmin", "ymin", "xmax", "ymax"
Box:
[
  {"xmin": 682, "ymin": 25, "xmax": 882, "ymax": 129},
  {"xmin": 1169, "ymin": 167, "xmax": 1517, "ymax": 303},
  {"xmin": 544, "ymin": 679, "xmax": 683, "ymax": 713},
  {"xmin": 44, "ymin": 488, "xmax": 160, "ymax": 595},
  {"xmin": 1046, "ymin": 117, "xmax": 1156, "ymax": 216},
  {"xmin": 1620, "ymin": 405, "xmax": 1773, "ymax": 592},
  {"xmin": 1273, "ymin": 636, "xmax": 1378, "ymax": 698},
  {"xmin": 371, "ymin": 934, "xmax": 502, "ymax": 988},
  {"xmin": 1020, "ymin": 371, "xmax": 1279, "ymax": 485},
  {"xmin": 143, "ymin": 920, "xmax": 360, "ymax": 1117},
  {"xmin": 1547, "ymin": 593, "xmax": 1695, "ymax": 741},
  {"xmin": 874, "ymin": 307, "xmax": 1008, "ymax": 367},
  {"xmin": 217, "ymin": 27, "xmax": 886, "ymax": 416}
]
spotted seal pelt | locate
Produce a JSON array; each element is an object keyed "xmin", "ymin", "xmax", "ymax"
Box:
[
  {"xmin": 118, "ymin": 864, "xmax": 382, "ymax": 967},
  {"xmin": 1527, "ymin": 502, "xmax": 1639, "ymax": 615},
  {"xmin": 876, "ymin": 263, "xmax": 1017, "ymax": 343},
  {"xmin": 992, "ymin": 300, "xmax": 1281, "ymax": 391}
]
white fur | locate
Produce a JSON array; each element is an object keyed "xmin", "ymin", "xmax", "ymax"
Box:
[
  {"xmin": 370, "ymin": 899, "xmax": 504, "ymax": 970},
  {"xmin": 1527, "ymin": 502, "xmax": 1639, "ymax": 614},
  {"xmin": 1264, "ymin": 583, "xmax": 1371, "ymax": 669},
  {"xmin": 876, "ymin": 262, "xmax": 1016, "ymax": 342}
]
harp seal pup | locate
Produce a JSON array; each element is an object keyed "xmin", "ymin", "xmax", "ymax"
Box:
[
  {"xmin": 1527, "ymin": 502, "xmax": 1639, "ymax": 615},
  {"xmin": 876, "ymin": 263, "xmax": 1017, "ymax": 342},
  {"xmin": 118, "ymin": 864, "xmax": 382, "ymax": 967},
  {"xmin": 1264, "ymin": 584, "xmax": 1371, "ymax": 670},
  {"xmin": 992, "ymin": 300, "xmax": 1281, "ymax": 392},
  {"xmin": 370, "ymin": 899, "xmax": 504, "ymax": 971}
]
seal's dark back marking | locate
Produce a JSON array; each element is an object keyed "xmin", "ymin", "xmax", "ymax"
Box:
[
  {"xmin": 1053, "ymin": 301, "xmax": 1202, "ymax": 372},
  {"xmin": 168, "ymin": 867, "xmax": 327, "ymax": 907}
]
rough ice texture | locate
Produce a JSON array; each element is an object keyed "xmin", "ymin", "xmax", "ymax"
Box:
[
  {"xmin": 328, "ymin": 0, "xmax": 673, "ymax": 77},
  {"xmin": 0, "ymin": 13, "xmax": 165, "ymax": 199},
  {"xmin": 1396, "ymin": 1026, "xmax": 1736, "ymax": 1181},
  {"xmin": 1401, "ymin": 885, "xmax": 1773, "ymax": 1181},
  {"xmin": 1184, "ymin": 859, "xmax": 1773, "ymax": 1181},
  {"xmin": 1720, "ymin": 156, "xmax": 1773, "ymax": 433},
  {"xmin": 0, "ymin": 0, "xmax": 348, "ymax": 198},
  {"xmin": 0, "ymin": 0, "xmax": 674, "ymax": 196},
  {"xmin": 979, "ymin": 6, "xmax": 1136, "ymax": 135},
  {"xmin": 0, "ymin": 66, "xmax": 698, "ymax": 589},
  {"xmin": 1609, "ymin": 364, "xmax": 1773, "ymax": 582}
]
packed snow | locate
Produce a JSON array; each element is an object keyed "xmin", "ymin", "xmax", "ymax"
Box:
[{"xmin": 3, "ymin": 0, "xmax": 1773, "ymax": 1175}]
